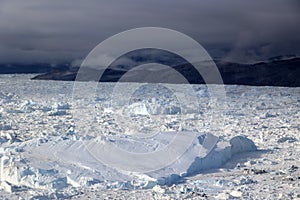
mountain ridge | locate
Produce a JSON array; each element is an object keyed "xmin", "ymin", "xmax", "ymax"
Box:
[{"xmin": 30, "ymin": 57, "xmax": 300, "ymax": 87}]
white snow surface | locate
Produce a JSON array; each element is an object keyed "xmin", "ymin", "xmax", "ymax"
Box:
[{"xmin": 0, "ymin": 74, "xmax": 299, "ymax": 199}]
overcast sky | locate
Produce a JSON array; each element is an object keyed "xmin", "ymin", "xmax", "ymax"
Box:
[{"xmin": 0, "ymin": 0, "xmax": 299, "ymax": 65}]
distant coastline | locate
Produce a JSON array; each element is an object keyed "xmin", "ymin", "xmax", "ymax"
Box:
[
  {"xmin": 31, "ymin": 57, "xmax": 300, "ymax": 87},
  {"xmin": 1, "ymin": 57, "xmax": 299, "ymax": 87}
]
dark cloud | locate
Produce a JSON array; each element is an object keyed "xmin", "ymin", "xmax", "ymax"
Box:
[{"xmin": 0, "ymin": 0, "xmax": 299, "ymax": 65}]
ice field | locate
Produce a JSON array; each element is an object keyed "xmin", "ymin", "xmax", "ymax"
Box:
[{"xmin": 0, "ymin": 74, "xmax": 299, "ymax": 199}]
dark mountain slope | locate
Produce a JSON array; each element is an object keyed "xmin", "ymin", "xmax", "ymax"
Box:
[{"xmin": 31, "ymin": 58, "xmax": 300, "ymax": 87}]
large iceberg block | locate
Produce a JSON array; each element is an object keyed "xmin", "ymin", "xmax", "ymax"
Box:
[{"xmin": 0, "ymin": 132, "xmax": 257, "ymax": 191}]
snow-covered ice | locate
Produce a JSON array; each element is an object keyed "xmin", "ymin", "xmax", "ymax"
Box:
[{"xmin": 0, "ymin": 74, "xmax": 299, "ymax": 199}]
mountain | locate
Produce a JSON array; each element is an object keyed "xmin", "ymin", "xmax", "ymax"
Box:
[{"xmin": 31, "ymin": 57, "xmax": 300, "ymax": 87}]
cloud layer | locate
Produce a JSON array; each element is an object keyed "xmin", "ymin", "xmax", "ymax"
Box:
[{"xmin": 0, "ymin": 0, "xmax": 299, "ymax": 64}]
